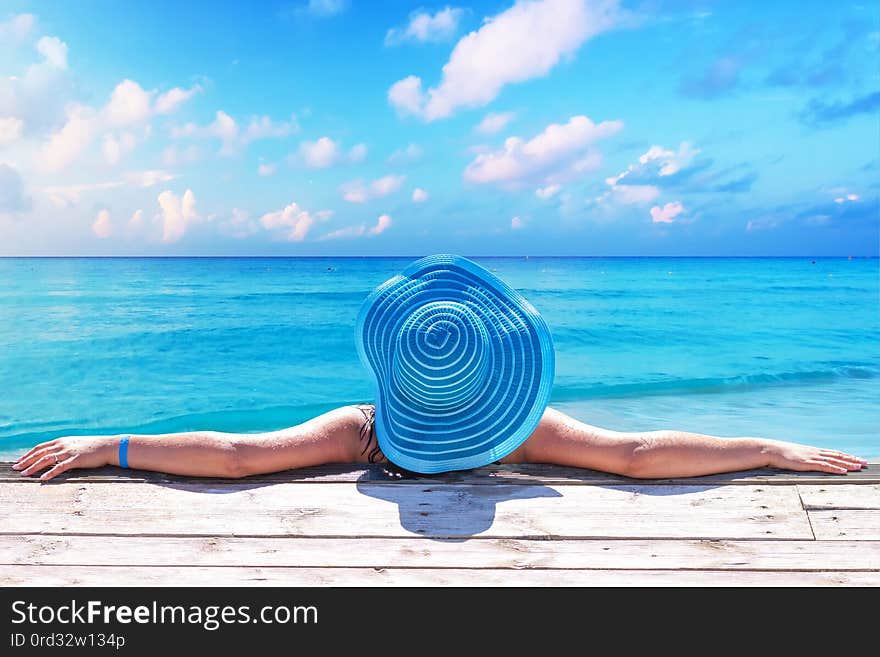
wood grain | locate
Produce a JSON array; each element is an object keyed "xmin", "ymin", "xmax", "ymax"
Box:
[
  {"xmin": 3, "ymin": 535, "xmax": 878, "ymax": 571},
  {"xmin": 809, "ymin": 510, "xmax": 880, "ymax": 540},
  {"xmin": 0, "ymin": 481, "xmax": 812, "ymax": 540},
  {"xmin": 799, "ymin": 484, "xmax": 880, "ymax": 509},
  {"xmin": 2, "ymin": 565, "xmax": 876, "ymax": 586}
]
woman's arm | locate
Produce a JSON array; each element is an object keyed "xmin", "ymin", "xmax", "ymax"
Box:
[
  {"xmin": 13, "ymin": 407, "xmax": 370, "ymax": 481},
  {"xmin": 13, "ymin": 405, "xmax": 867, "ymax": 481},
  {"xmin": 14, "ymin": 431, "xmax": 244, "ymax": 481},
  {"xmin": 514, "ymin": 408, "xmax": 868, "ymax": 478}
]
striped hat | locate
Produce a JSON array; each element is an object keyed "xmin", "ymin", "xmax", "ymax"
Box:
[{"xmin": 355, "ymin": 254, "xmax": 555, "ymax": 473}]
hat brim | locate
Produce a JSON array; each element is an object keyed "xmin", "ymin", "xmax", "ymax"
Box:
[{"xmin": 356, "ymin": 254, "xmax": 555, "ymax": 474}]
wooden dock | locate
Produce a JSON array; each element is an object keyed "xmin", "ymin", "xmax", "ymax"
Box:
[{"xmin": 1, "ymin": 461, "xmax": 878, "ymax": 586}]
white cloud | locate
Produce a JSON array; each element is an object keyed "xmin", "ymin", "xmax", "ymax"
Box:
[
  {"xmin": 125, "ymin": 170, "xmax": 176, "ymax": 188},
  {"xmin": 386, "ymin": 7, "xmax": 464, "ymax": 46},
  {"xmin": 535, "ymin": 184, "xmax": 561, "ymax": 199},
  {"xmin": 348, "ymin": 142, "xmax": 368, "ymax": 163},
  {"xmin": 834, "ymin": 193, "xmax": 860, "ymax": 204},
  {"xmin": 299, "ymin": 136, "xmax": 339, "ymax": 168},
  {"xmin": 320, "ymin": 225, "xmax": 367, "ymax": 240},
  {"xmin": 169, "ymin": 110, "xmax": 256, "ymax": 154},
  {"xmin": 370, "ymin": 213, "xmax": 393, "ymax": 235},
  {"xmin": 162, "ymin": 144, "xmax": 201, "ymax": 166},
  {"xmin": 321, "ymin": 214, "xmax": 393, "ymax": 240},
  {"xmin": 371, "ymin": 175, "xmax": 405, "ymax": 197},
  {"xmin": 341, "ymin": 174, "xmax": 406, "ymax": 203},
  {"xmin": 104, "ymin": 79, "xmax": 153, "ymax": 126},
  {"xmin": 412, "ymin": 187, "xmax": 428, "ymax": 202},
  {"xmin": 155, "ymin": 85, "xmax": 201, "ymax": 114},
  {"xmin": 169, "ymin": 123, "xmax": 198, "ymax": 139},
  {"xmin": 157, "ymin": 189, "xmax": 198, "ymax": 242},
  {"xmin": 92, "ymin": 209, "xmax": 112, "ymax": 238},
  {"xmin": 37, "ymin": 77, "xmax": 197, "ymax": 171},
  {"xmin": 36, "ymin": 78, "xmax": 194, "ymax": 172},
  {"xmin": 208, "ymin": 110, "xmax": 239, "ymax": 154},
  {"xmin": 339, "ymin": 183, "xmax": 367, "ymax": 203},
  {"xmin": 464, "ymin": 114, "xmax": 622, "ymax": 185},
  {"xmin": 0, "ymin": 14, "xmax": 35, "ymax": 43},
  {"xmin": 637, "ymin": 142, "xmax": 698, "ymax": 177},
  {"xmin": 0, "ymin": 163, "xmax": 30, "ymax": 213},
  {"xmin": 388, "ymin": 143, "xmax": 423, "ymax": 164},
  {"xmin": 596, "ymin": 142, "xmax": 698, "ymax": 207},
  {"xmin": 42, "ymin": 172, "xmax": 170, "ymax": 206},
  {"xmin": 104, "ymin": 79, "xmax": 198, "ymax": 126},
  {"xmin": 41, "ymin": 104, "xmax": 97, "ymax": 172},
  {"xmin": 102, "ymin": 132, "xmax": 138, "ymax": 165},
  {"xmin": 258, "ymin": 163, "xmax": 277, "ymax": 177},
  {"xmin": 242, "ymin": 114, "xmax": 298, "ymax": 143},
  {"xmin": 128, "ymin": 209, "xmax": 144, "ymax": 229},
  {"xmin": 511, "ymin": 215, "xmax": 525, "ymax": 229},
  {"xmin": 211, "ymin": 112, "xmax": 237, "ymax": 139},
  {"xmin": 388, "ymin": 0, "xmax": 620, "ymax": 120},
  {"xmin": 475, "ymin": 111, "xmax": 515, "ymax": 135},
  {"xmin": 42, "ymin": 180, "xmax": 124, "ymax": 208},
  {"xmin": 259, "ymin": 202, "xmax": 329, "ymax": 242},
  {"xmin": 607, "ymin": 184, "xmax": 659, "ymax": 205},
  {"xmin": 388, "ymin": 76, "xmax": 425, "ymax": 116},
  {"xmin": 168, "ymin": 113, "xmax": 298, "ymax": 157},
  {"xmin": 0, "ymin": 117, "xmax": 24, "ymax": 145},
  {"xmin": 650, "ymin": 201, "xmax": 684, "ymax": 224},
  {"xmin": 5, "ymin": 30, "xmax": 69, "ymax": 129},
  {"xmin": 220, "ymin": 208, "xmax": 259, "ymax": 239},
  {"xmin": 36, "ymin": 36, "xmax": 68, "ymax": 70}
]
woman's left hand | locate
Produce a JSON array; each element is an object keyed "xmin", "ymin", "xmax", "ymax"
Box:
[{"xmin": 12, "ymin": 436, "xmax": 116, "ymax": 481}]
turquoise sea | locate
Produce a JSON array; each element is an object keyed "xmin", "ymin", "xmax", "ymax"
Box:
[{"xmin": 1, "ymin": 256, "xmax": 877, "ymax": 460}]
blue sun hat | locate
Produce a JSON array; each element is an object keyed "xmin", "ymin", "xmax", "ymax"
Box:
[{"xmin": 356, "ymin": 254, "xmax": 555, "ymax": 474}]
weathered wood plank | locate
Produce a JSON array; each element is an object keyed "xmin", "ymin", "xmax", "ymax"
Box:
[
  {"xmin": 3, "ymin": 535, "xmax": 878, "ymax": 571},
  {"xmin": 2, "ymin": 565, "xmax": 877, "ymax": 586},
  {"xmin": 810, "ymin": 510, "xmax": 880, "ymax": 540},
  {"xmin": 0, "ymin": 481, "xmax": 812, "ymax": 539},
  {"xmin": 2, "ymin": 461, "xmax": 876, "ymax": 486},
  {"xmin": 799, "ymin": 485, "xmax": 880, "ymax": 510}
]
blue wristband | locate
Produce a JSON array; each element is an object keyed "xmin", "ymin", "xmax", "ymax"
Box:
[{"xmin": 119, "ymin": 435, "xmax": 130, "ymax": 469}]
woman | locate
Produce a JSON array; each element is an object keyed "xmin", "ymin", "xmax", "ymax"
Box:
[
  {"xmin": 12, "ymin": 403, "xmax": 867, "ymax": 481},
  {"xmin": 12, "ymin": 254, "xmax": 869, "ymax": 482}
]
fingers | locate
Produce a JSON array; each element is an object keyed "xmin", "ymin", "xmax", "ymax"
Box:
[
  {"xmin": 12, "ymin": 446, "xmax": 58, "ymax": 472},
  {"xmin": 13, "ymin": 440, "xmax": 58, "ymax": 469},
  {"xmin": 807, "ymin": 459, "xmax": 849, "ymax": 474},
  {"xmin": 17, "ymin": 451, "xmax": 66, "ymax": 477},
  {"xmin": 39, "ymin": 455, "xmax": 78, "ymax": 481},
  {"xmin": 819, "ymin": 450, "xmax": 867, "ymax": 467},
  {"xmin": 807, "ymin": 455, "xmax": 863, "ymax": 474},
  {"xmin": 823, "ymin": 456, "xmax": 863, "ymax": 471}
]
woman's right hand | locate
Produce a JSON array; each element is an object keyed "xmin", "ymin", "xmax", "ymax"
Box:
[{"xmin": 12, "ymin": 436, "xmax": 117, "ymax": 481}]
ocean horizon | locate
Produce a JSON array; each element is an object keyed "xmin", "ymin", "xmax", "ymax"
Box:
[{"xmin": 1, "ymin": 255, "xmax": 878, "ymax": 459}]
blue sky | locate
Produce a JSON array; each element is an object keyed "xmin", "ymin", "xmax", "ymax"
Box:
[{"xmin": 0, "ymin": 0, "xmax": 877, "ymax": 255}]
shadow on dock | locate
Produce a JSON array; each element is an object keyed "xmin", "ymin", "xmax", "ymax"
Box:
[{"xmin": 355, "ymin": 467, "xmax": 562, "ymax": 540}]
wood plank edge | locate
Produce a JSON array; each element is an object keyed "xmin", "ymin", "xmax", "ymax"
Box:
[
  {"xmin": 2, "ymin": 562, "xmax": 878, "ymax": 573},
  {"xmin": 2, "ymin": 462, "xmax": 877, "ymax": 486},
  {"xmin": 1, "ymin": 531, "xmax": 862, "ymax": 541}
]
